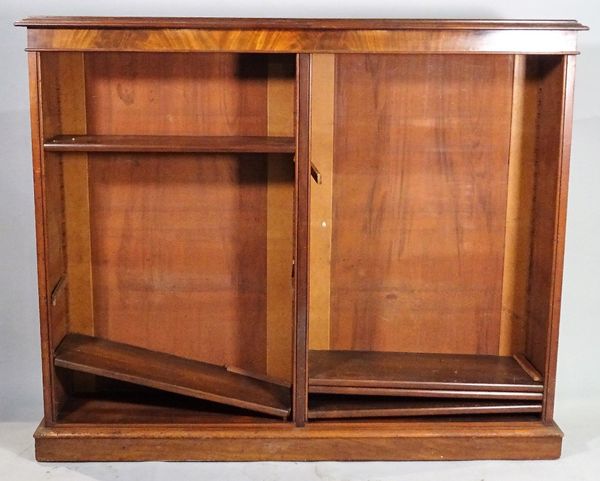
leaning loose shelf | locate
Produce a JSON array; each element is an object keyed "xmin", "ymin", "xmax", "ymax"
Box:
[{"xmin": 54, "ymin": 334, "xmax": 292, "ymax": 418}]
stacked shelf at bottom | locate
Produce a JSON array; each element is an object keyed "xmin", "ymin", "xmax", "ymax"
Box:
[{"xmin": 307, "ymin": 350, "xmax": 544, "ymax": 420}]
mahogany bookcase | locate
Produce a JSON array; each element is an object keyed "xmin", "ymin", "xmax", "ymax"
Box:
[{"xmin": 16, "ymin": 17, "xmax": 587, "ymax": 461}]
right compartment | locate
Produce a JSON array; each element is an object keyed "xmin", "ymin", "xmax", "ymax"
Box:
[{"xmin": 307, "ymin": 53, "xmax": 570, "ymax": 421}]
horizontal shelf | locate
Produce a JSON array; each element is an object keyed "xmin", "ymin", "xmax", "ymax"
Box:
[
  {"xmin": 309, "ymin": 386, "xmax": 542, "ymax": 400},
  {"xmin": 308, "ymin": 395, "xmax": 543, "ymax": 419},
  {"xmin": 44, "ymin": 135, "xmax": 296, "ymax": 154},
  {"xmin": 309, "ymin": 350, "xmax": 544, "ymax": 395},
  {"xmin": 55, "ymin": 334, "xmax": 291, "ymax": 418}
]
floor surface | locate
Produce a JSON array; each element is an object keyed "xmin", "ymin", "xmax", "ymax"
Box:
[{"xmin": 1, "ymin": 399, "xmax": 598, "ymax": 481}]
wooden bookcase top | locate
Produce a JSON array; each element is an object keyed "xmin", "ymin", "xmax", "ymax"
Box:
[
  {"xmin": 15, "ymin": 16, "xmax": 588, "ymax": 54},
  {"xmin": 15, "ymin": 17, "xmax": 588, "ymax": 30}
]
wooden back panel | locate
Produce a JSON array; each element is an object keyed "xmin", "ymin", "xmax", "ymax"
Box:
[
  {"xmin": 329, "ymin": 54, "xmax": 514, "ymax": 355},
  {"xmin": 85, "ymin": 53, "xmax": 268, "ymax": 136},
  {"xmin": 83, "ymin": 53, "xmax": 288, "ymax": 373},
  {"xmin": 89, "ymin": 153, "xmax": 269, "ymax": 371}
]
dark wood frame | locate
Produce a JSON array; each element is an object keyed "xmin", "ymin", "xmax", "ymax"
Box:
[{"xmin": 18, "ymin": 17, "xmax": 587, "ymax": 461}]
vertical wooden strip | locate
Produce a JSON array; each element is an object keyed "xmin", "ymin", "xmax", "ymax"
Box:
[
  {"xmin": 63, "ymin": 158, "xmax": 93, "ymax": 334},
  {"xmin": 308, "ymin": 54, "xmax": 335, "ymax": 350},
  {"xmin": 525, "ymin": 56, "xmax": 568, "ymax": 393},
  {"xmin": 294, "ymin": 53, "xmax": 311, "ymax": 426},
  {"xmin": 542, "ymin": 55, "xmax": 576, "ymax": 422},
  {"xmin": 499, "ymin": 55, "xmax": 536, "ymax": 355},
  {"xmin": 266, "ymin": 56, "xmax": 295, "ymax": 381},
  {"xmin": 28, "ymin": 52, "xmax": 58, "ymax": 423},
  {"xmin": 60, "ymin": 53, "xmax": 94, "ymax": 336},
  {"xmin": 38, "ymin": 54, "xmax": 69, "ymax": 336}
]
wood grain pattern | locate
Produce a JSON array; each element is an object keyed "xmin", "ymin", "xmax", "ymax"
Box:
[
  {"xmin": 85, "ymin": 53, "xmax": 271, "ymax": 372},
  {"xmin": 526, "ymin": 56, "xmax": 567, "ymax": 378},
  {"xmin": 523, "ymin": 56, "xmax": 575, "ymax": 422},
  {"xmin": 54, "ymin": 334, "xmax": 291, "ymax": 418},
  {"xmin": 24, "ymin": 28, "xmax": 580, "ymax": 55},
  {"xmin": 499, "ymin": 54, "xmax": 537, "ymax": 355},
  {"xmin": 36, "ymin": 53, "xmax": 75, "ymax": 419},
  {"xmin": 84, "ymin": 53, "xmax": 269, "ymax": 136},
  {"xmin": 42, "ymin": 151, "xmax": 68, "ymax": 351},
  {"xmin": 45, "ymin": 134, "xmax": 295, "ymax": 153},
  {"xmin": 330, "ymin": 54, "xmax": 514, "ymax": 354},
  {"xmin": 308, "ymin": 54, "xmax": 335, "ymax": 350},
  {"xmin": 33, "ymin": 420, "xmax": 564, "ymax": 461},
  {"xmin": 63, "ymin": 155, "xmax": 95, "ymax": 336},
  {"xmin": 309, "ymin": 350, "xmax": 543, "ymax": 392},
  {"xmin": 266, "ymin": 55, "xmax": 295, "ymax": 381},
  {"xmin": 28, "ymin": 52, "xmax": 61, "ymax": 423},
  {"xmin": 38, "ymin": 55, "xmax": 69, "ymax": 312},
  {"xmin": 542, "ymin": 56, "xmax": 576, "ymax": 423},
  {"xmin": 51, "ymin": 53, "xmax": 95, "ymax": 339},
  {"xmin": 88, "ymin": 152, "xmax": 269, "ymax": 370},
  {"xmin": 308, "ymin": 396, "xmax": 542, "ymax": 419}
]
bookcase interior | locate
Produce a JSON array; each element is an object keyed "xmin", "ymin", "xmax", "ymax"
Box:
[
  {"xmin": 38, "ymin": 51, "xmax": 567, "ymax": 424},
  {"xmin": 307, "ymin": 54, "xmax": 567, "ymax": 419},
  {"xmin": 39, "ymin": 51, "xmax": 297, "ymax": 423}
]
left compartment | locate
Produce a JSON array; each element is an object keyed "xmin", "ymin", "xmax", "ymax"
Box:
[{"xmin": 32, "ymin": 51, "xmax": 297, "ymax": 424}]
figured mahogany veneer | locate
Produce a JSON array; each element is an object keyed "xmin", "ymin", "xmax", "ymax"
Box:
[{"xmin": 18, "ymin": 16, "xmax": 586, "ymax": 461}]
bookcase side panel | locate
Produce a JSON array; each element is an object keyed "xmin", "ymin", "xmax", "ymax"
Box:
[
  {"xmin": 525, "ymin": 55, "xmax": 574, "ymax": 421},
  {"xmin": 35, "ymin": 52, "xmax": 92, "ymax": 418}
]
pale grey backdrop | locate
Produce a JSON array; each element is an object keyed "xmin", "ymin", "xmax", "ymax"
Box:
[{"xmin": 0, "ymin": 0, "xmax": 598, "ymax": 473}]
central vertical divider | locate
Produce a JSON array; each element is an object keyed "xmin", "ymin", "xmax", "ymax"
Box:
[{"xmin": 294, "ymin": 54, "xmax": 311, "ymax": 426}]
